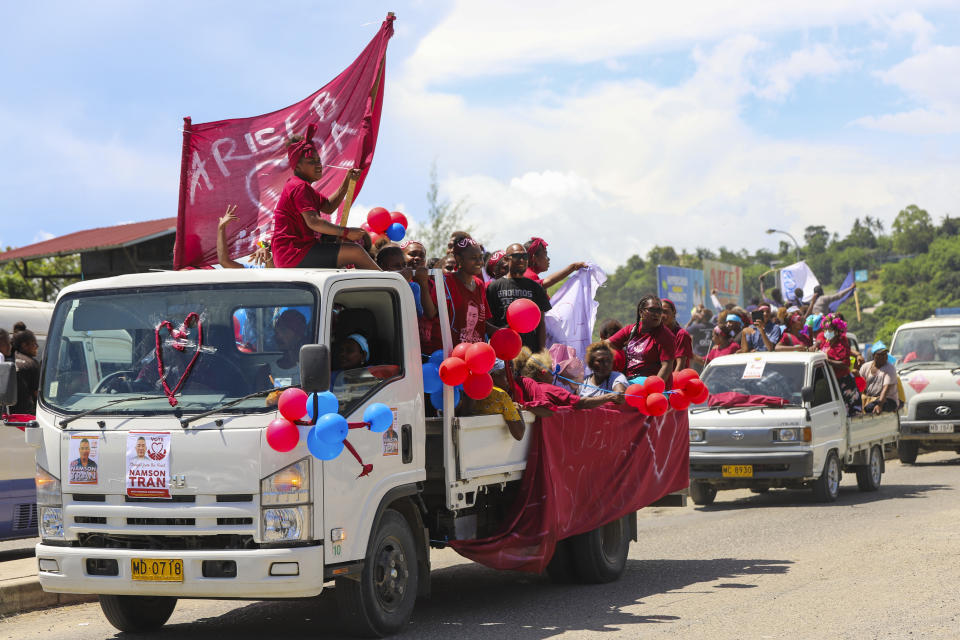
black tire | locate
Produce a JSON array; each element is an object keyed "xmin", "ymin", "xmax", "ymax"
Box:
[
  {"xmin": 568, "ymin": 514, "xmax": 631, "ymax": 584},
  {"xmin": 689, "ymin": 482, "xmax": 717, "ymax": 506},
  {"xmin": 749, "ymin": 487, "xmax": 770, "ymax": 494},
  {"xmin": 812, "ymin": 451, "xmax": 841, "ymax": 502},
  {"xmin": 99, "ymin": 594, "xmax": 177, "ymax": 633},
  {"xmin": 898, "ymin": 440, "xmax": 919, "ymax": 464},
  {"xmin": 545, "ymin": 538, "xmax": 577, "ymax": 583},
  {"xmin": 336, "ymin": 509, "xmax": 419, "ymax": 637},
  {"xmin": 856, "ymin": 445, "xmax": 883, "ymax": 492}
]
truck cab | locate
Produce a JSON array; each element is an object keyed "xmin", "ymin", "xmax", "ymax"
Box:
[{"xmin": 891, "ymin": 316, "xmax": 960, "ymax": 463}]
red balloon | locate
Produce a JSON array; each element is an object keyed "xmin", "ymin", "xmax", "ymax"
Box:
[
  {"xmin": 490, "ymin": 328, "xmax": 523, "ymax": 361},
  {"xmin": 854, "ymin": 376, "xmax": 867, "ymax": 392},
  {"xmin": 646, "ymin": 392, "xmax": 669, "ymax": 416},
  {"xmin": 451, "ymin": 342, "xmax": 470, "ymax": 360},
  {"xmin": 625, "ymin": 383, "xmax": 646, "ymax": 408},
  {"xmin": 644, "ymin": 376, "xmax": 666, "ymax": 395},
  {"xmin": 684, "ymin": 379, "xmax": 705, "ymax": 397},
  {"xmin": 360, "ymin": 222, "xmax": 372, "ymax": 232},
  {"xmin": 266, "ymin": 418, "xmax": 300, "ymax": 452},
  {"xmin": 278, "ymin": 388, "xmax": 308, "ymax": 422},
  {"xmin": 465, "ymin": 342, "xmax": 497, "ymax": 374},
  {"xmin": 367, "ymin": 231, "xmax": 384, "ymax": 245},
  {"xmin": 463, "ymin": 372, "xmax": 494, "ymax": 400},
  {"xmin": 389, "ymin": 211, "xmax": 408, "ymax": 229},
  {"xmin": 367, "ymin": 207, "xmax": 391, "ymax": 234},
  {"xmin": 505, "ymin": 299, "xmax": 541, "ymax": 334},
  {"xmin": 691, "ymin": 384, "xmax": 710, "ymax": 404},
  {"xmin": 675, "ymin": 368, "xmax": 699, "ymax": 388},
  {"xmin": 669, "ymin": 392, "xmax": 691, "ymax": 411},
  {"xmin": 439, "ymin": 357, "xmax": 469, "ymax": 386}
]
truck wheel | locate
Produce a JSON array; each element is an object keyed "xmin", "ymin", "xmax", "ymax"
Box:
[
  {"xmin": 689, "ymin": 482, "xmax": 717, "ymax": 506},
  {"xmin": 545, "ymin": 538, "xmax": 577, "ymax": 583},
  {"xmin": 749, "ymin": 487, "xmax": 770, "ymax": 494},
  {"xmin": 99, "ymin": 595, "xmax": 177, "ymax": 632},
  {"xmin": 812, "ymin": 451, "xmax": 841, "ymax": 502},
  {"xmin": 856, "ymin": 445, "xmax": 883, "ymax": 492},
  {"xmin": 569, "ymin": 514, "xmax": 631, "ymax": 584},
  {"xmin": 898, "ymin": 440, "xmax": 919, "ymax": 464},
  {"xmin": 336, "ymin": 509, "xmax": 419, "ymax": 638}
]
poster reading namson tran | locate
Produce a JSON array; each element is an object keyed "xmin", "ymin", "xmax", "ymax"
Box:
[
  {"xmin": 126, "ymin": 432, "xmax": 171, "ymax": 498},
  {"xmin": 68, "ymin": 434, "xmax": 99, "ymax": 485}
]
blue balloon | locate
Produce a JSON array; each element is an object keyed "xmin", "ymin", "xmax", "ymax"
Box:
[
  {"xmin": 429, "ymin": 386, "xmax": 461, "ymax": 413},
  {"xmin": 422, "ymin": 363, "xmax": 443, "ymax": 394},
  {"xmin": 314, "ymin": 413, "xmax": 348, "ymax": 444},
  {"xmin": 428, "ymin": 349, "xmax": 444, "ymax": 367},
  {"xmin": 363, "ymin": 403, "xmax": 394, "ymax": 433},
  {"xmin": 385, "ymin": 222, "xmax": 406, "ymax": 241},
  {"xmin": 305, "ymin": 391, "xmax": 339, "ymax": 421},
  {"xmin": 307, "ymin": 426, "xmax": 345, "ymax": 460}
]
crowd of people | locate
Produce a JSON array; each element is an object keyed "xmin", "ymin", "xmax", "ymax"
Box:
[{"xmin": 0, "ymin": 321, "xmax": 41, "ymax": 416}]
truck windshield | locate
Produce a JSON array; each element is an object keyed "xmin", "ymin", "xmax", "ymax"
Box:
[
  {"xmin": 41, "ymin": 284, "xmax": 317, "ymax": 417},
  {"xmin": 698, "ymin": 362, "xmax": 806, "ymax": 405},
  {"xmin": 890, "ymin": 327, "xmax": 960, "ymax": 367}
]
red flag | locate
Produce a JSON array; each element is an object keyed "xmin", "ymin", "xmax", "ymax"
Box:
[{"xmin": 174, "ymin": 14, "xmax": 395, "ymax": 269}]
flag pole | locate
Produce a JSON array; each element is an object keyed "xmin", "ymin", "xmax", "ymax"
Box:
[
  {"xmin": 173, "ymin": 116, "xmax": 192, "ymax": 269},
  {"xmin": 854, "ymin": 287, "xmax": 862, "ymax": 323}
]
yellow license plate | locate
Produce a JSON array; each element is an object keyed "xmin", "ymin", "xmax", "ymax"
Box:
[
  {"xmin": 722, "ymin": 465, "xmax": 753, "ymax": 478},
  {"xmin": 131, "ymin": 558, "xmax": 183, "ymax": 582}
]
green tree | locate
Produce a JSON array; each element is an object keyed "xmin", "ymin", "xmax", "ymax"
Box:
[
  {"xmin": 804, "ymin": 225, "xmax": 830, "ymax": 254},
  {"xmin": 891, "ymin": 204, "xmax": 935, "ymax": 255},
  {"xmin": 419, "ymin": 162, "xmax": 472, "ymax": 259},
  {"xmin": 0, "ymin": 254, "xmax": 81, "ymax": 301}
]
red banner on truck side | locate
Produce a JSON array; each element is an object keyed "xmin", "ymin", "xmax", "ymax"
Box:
[
  {"xmin": 450, "ymin": 407, "xmax": 689, "ymax": 573},
  {"xmin": 174, "ymin": 15, "xmax": 395, "ymax": 269}
]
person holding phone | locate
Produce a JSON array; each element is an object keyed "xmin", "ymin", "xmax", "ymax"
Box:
[{"xmin": 740, "ymin": 305, "xmax": 782, "ymax": 353}]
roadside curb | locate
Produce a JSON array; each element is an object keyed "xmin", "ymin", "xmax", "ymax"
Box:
[{"xmin": 1, "ymin": 560, "xmax": 96, "ymax": 617}]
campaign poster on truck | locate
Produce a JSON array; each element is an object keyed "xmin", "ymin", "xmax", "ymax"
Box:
[
  {"xmin": 657, "ymin": 265, "xmax": 706, "ymax": 325},
  {"xmin": 125, "ymin": 432, "xmax": 172, "ymax": 498},
  {"xmin": 703, "ymin": 259, "xmax": 743, "ymax": 308}
]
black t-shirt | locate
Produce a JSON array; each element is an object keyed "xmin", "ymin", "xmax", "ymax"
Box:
[
  {"xmin": 687, "ymin": 321, "xmax": 715, "ymax": 357},
  {"xmin": 485, "ymin": 276, "xmax": 552, "ymax": 351},
  {"xmin": 13, "ymin": 353, "xmax": 40, "ymax": 414}
]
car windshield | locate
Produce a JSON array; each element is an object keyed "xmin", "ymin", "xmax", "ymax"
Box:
[
  {"xmin": 890, "ymin": 327, "xmax": 960, "ymax": 367},
  {"xmin": 697, "ymin": 362, "xmax": 806, "ymax": 405},
  {"xmin": 41, "ymin": 284, "xmax": 317, "ymax": 417}
]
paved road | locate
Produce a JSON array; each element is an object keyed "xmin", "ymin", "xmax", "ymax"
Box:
[{"xmin": 3, "ymin": 451, "xmax": 959, "ymax": 639}]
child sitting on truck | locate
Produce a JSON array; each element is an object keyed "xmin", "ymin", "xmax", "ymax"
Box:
[
  {"xmin": 512, "ymin": 348, "xmax": 622, "ymax": 413},
  {"xmin": 465, "ymin": 359, "xmax": 526, "ymax": 440}
]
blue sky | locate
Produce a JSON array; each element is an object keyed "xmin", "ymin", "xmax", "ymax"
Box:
[{"xmin": 2, "ymin": 1, "xmax": 958, "ymax": 273}]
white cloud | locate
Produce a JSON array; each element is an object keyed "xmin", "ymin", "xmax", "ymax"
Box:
[
  {"xmin": 33, "ymin": 231, "xmax": 55, "ymax": 243},
  {"xmin": 878, "ymin": 10, "xmax": 936, "ymax": 51},
  {"xmin": 756, "ymin": 44, "xmax": 859, "ymax": 101}
]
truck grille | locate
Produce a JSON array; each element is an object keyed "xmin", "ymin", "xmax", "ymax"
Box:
[
  {"xmin": 13, "ymin": 503, "xmax": 37, "ymax": 530},
  {"xmin": 916, "ymin": 401, "xmax": 960, "ymax": 420},
  {"xmin": 77, "ymin": 533, "xmax": 257, "ymax": 550}
]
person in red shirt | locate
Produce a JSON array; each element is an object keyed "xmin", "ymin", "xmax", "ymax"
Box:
[
  {"xmin": 401, "ymin": 240, "xmax": 426, "ymax": 269},
  {"xmin": 604, "ymin": 294, "xmax": 676, "ymax": 385},
  {"xmin": 820, "ymin": 314, "xmax": 862, "ymax": 415},
  {"xmin": 704, "ymin": 326, "xmax": 741, "ymax": 364},
  {"xmin": 775, "ymin": 312, "xmax": 812, "ymax": 351},
  {"xmin": 523, "ymin": 237, "xmax": 587, "ymax": 288},
  {"xmin": 512, "ymin": 348, "xmax": 621, "ymax": 413},
  {"xmin": 271, "ymin": 124, "xmax": 379, "ymax": 270},
  {"xmin": 661, "ymin": 298, "xmax": 694, "ymax": 370}
]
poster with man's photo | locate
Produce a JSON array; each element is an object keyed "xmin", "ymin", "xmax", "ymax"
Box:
[
  {"xmin": 125, "ymin": 432, "xmax": 171, "ymax": 498},
  {"xmin": 68, "ymin": 434, "xmax": 99, "ymax": 485}
]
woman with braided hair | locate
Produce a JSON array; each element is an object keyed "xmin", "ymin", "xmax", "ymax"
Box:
[{"xmin": 603, "ymin": 294, "xmax": 676, "ymax": 385}]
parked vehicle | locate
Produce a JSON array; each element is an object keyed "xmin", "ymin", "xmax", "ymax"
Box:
[
  {"xmin": 688, "ymin": 352, "xmax": 899, "ymax": 505},
  {"xmin": 1, "ymin": 268, "xmax": 686, "ymax": 636},
  {"xmin": 891, "ymin": 316, "xmax": 960, "ymax": 463},
  {"xmin": 0, "ymin": 298, "xmax": 54, "ymax": 355}
]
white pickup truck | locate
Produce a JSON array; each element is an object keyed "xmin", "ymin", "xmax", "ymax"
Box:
[
  {"xmin": 0, "ymin": 268, "xmax": 685, "ymax": 637},
  {"xmin": 890, "ymin": 316, "xmax": 960, "ymax": 464},
  {"xmin": 688, "ymin": 352, "xmax": 899, "ymax": 505}
]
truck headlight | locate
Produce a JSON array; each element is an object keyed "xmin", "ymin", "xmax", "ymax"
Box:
[
  {"xmin": 261, "ymin": 458, "xmax": 311, "ymax": 506},
  {"xmin": 262, "ymin": 506, "xmax": 311, "ymax": 542},
  {"xmin": 35, "ymin": 465, "xmax": 61, "ymax": 506},
  {"xmin": 689, "ymin": 429, "xmax": 705, "ymax": 443},
  {"xmin": 40, "ymin": 507, "xmax": 64, "ymax": 539},
  {"xmin": 774, "ymin": 428, "xmax": 809, "ymax": 442}
]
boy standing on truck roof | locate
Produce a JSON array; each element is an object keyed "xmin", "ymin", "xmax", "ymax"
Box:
[{"xmin": 272, "ymin": 123, "xmax": 380, "ymax": 271}]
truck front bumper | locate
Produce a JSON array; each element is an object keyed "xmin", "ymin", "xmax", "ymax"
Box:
[
  {"xmin": 35, "ymin": 543, "xmax": 325, "ymax": 599},
  {"xmin": 900, "ymin": 421, "xmax": 960, "ymax": 442},
  {"xmin": 690, "ymin": 450, "xmax": 813, "ymax": 480}
]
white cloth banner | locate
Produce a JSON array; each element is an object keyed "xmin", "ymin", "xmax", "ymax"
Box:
[
  {"xmin": 779, "ymin": 261, "xmax": 820, "ymax": 304},
  {"xmin": 544, "ymin": 264, "xmax": 607, "ymax": 359}
]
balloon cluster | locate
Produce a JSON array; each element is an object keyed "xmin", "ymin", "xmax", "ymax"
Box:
[
  {"xmin": 362, "ymin": 207, "xmax": 408, "ymax": 243},
  {"xmin": 265, "ymin": 388, "xmax": 393, "ymax": 469},
  {"xmin": 623, "ymin": 369, "xmax": 710, "ymax": 417}
]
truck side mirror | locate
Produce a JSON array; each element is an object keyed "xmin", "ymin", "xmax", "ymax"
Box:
[
  {"xmin": 299, "ymin": 344, "xmax": 330, "ymax": 393},
  {"xmin": 0, "ymin": 362, "xmax": 16, "ymax": 407},
  {"xmin": 801, "ymin": 385, "xmax": 814, "ymax": 404}
]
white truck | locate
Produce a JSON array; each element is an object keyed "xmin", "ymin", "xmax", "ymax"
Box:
[
  {"xmin": 688, "ymin": 352, "xmax": 899, "ymax": 505},
  {"xmin": 0, "ymin": 268, "xmax": 685, "ymax": 637},
  {"xmin": 890, "ymin": 316, "xmax": 960, "ymax": 463}
]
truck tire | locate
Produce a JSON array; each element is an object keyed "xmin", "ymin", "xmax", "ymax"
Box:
[
  {"xmin": 568, "ymin": 514, "xmax": 631, "ymax": 584},
  {"xmin": 856, "ymin": 445, "xmax": 883, "ymax": 492},
  {"xmin": 812, "ymin": 451, "xmax": 841, "ymax": 502},
  {"xmin": 898, "ymin": 440, "xmax": 919, "ymax": 464},
  {"xmin": 689, "ymin": 482, "xmax": 717, "ymax": 506},
  {"xmin": 99, "ymin": 595, "xmax": 177, "ymax": 632},
  {"xmin": 545, "ymin": 538, "xmax": 577, "ymax": 583},
  {"xmin": 336, "ymin": 509, "xmax": 419, "ymax": 638}
]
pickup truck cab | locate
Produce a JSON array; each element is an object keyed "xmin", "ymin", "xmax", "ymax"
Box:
[
  {"xmin": 688, "ymin": 352, "xmax": 899, "ymax": 504},
  {"xmin": 1, "ymin": 268, "xmax": 684, "ymax": 636},
  {"xmin": 890, "ymin": 317, "xmax": 960, "ymax": 463}
]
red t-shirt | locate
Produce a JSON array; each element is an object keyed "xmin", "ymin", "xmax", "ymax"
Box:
[
  {"xmin": 522, "ymin": 267, "xmax": 544, "ymax": 286},
  {"xmin": 822, "ymin": 338, "xmax": 851, "ymax": 376},
  {"xmin": 608, "ymin": 323, "xmax": 676, "ymax": 379},
  {"xmin": 673, "ymin": 326, "xmax": 694, "ymax": 365},
  {"xmin": 418, "ymin": 273, "xmax": 490, "ymax": 353},
  {"xmin": 513, "ymin": 377, "xmax": 580, "ymax": 410},
  {"xmin": 272, "ymin": 176, "xmax": 331, "ymax": 268},
  {"xmin": 779, "ymin": 332, "xmax": 811, "ymax": 347},
  {"xmin": 612, "ymin": 348, "xmax": 626, "ymax": 373},
  {"xmin": 705, "ymin": 342, "xmax": 739, "ymax": 364}
]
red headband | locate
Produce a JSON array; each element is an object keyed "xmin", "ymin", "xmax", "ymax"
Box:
[
  {"xmin": 287, "ymin": 123, "xmax": 319, "ymax": 170},
  {"xmin": 526, "ymin": 237, "xmax": 548, "ymax": 258},
  {"xmin": 487, "ymin": 250, "xmax": 505, "ymax": 270}
]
